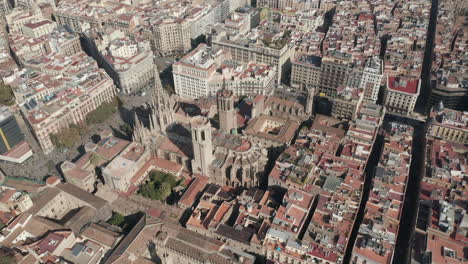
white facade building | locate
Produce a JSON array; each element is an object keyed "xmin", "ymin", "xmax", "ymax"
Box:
[{"xmin": 384, "ymin": 76, "xmax": 420, "ymax": 115}]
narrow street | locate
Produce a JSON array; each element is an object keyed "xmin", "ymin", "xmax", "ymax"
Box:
[{"xmin": 416, "ymin": 0, "xmax": 439, "ymax": 113}]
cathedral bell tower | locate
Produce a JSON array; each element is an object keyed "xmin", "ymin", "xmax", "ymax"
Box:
[
  {"xmin": 217, "ymin": 89, "xmax": 237, "ymax": 133},
  {"xmin": 190, "ymin": 116, "xmax": 213, "ymax": 177}
]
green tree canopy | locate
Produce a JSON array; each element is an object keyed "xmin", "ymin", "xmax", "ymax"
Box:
[{"xmin": 0, "ymin": 81, "xmax": 15, "ymax": 106}]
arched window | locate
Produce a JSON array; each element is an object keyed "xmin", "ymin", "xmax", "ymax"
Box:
[{"xmin": 201, "ymin": 131, "xmax": 205, "ymax": 141}]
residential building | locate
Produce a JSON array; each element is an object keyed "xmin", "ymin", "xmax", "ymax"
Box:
[
  {"xmin": 0, "ymin": 0, "xmax": 11, "ymax": 16},
  {"xmin": 352, "ymin": 123, "xmax": 413, "ymax": 264},
  {"xmin": 19, "ymin": 69, "xmax": 116, "ymax": 154},
  {"xmin": 99, "ymin": 36, "xmax": 154, "ymax": 94},
  {"xmin": 173, "ymin": 44, "xmax": 276, "ymax": 98},
  {"xmin": 104, "ymin": 212, "xmax": 256, "ymax": 264},
  {"xmin": 411, "ymin": 136, "xmax": 467, "ymax": 264},
  {"xmin": 330, "ymin": 85, "xmax": 364, "ymax": 120},
  {"xmin": 360, "ymin": 56, "xmax": 383, "ymax": 103},
  {"xmin": 291, "ymin": 54, "xmax": 322, "ymax": 90},
  {"xmin": 428, "ymin": 105, "xmax": 468, "ymax": 144},
  {"xmin": 384, "ymin": 76, "xmax": 420, "ymax": 115},
  {"xmin": 21, "ymin": 19, "xmax": 56, "ymax": 38},
  {"xmin": 319, "ymin": 51, "xmax": 353, "ymax": 97},
  {"xmin": 212, "ymin": 27, "xmax": 294, "ymax": 84}
]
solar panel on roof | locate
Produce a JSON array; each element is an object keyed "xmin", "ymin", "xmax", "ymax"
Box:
[{"xmin": 71, "ymin": 243, "xmax": 85, "ymax": 256}]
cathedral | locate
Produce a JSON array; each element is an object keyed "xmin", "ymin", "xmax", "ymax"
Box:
[{"xmin": 132, "ymin": 69, "xmax": 271, "ymax": 188}]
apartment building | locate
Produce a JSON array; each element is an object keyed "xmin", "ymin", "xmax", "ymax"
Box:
[
  {"xmin": 384, "ymin": 76, "xmax": 420, "ymax": 115},
  {"xmin": 5, "ymin": 8, "xmax": 44, "ymax": 34},
  {"xmin": 173, "ymin": 44, "xmax": 276, "ymax": 98},
  {"xmin": 360, "ymin": 56, "xmax": 383, "ymax": 103},
  {"xmin": 152, "ymin": 19, "xmax": 191, "ymax": 56},
  {"xmin": 428, "ymin": 106, "xmax": 468, "ymax": 144},
  {"xmin": 0, "ymin": 0, "xmax": 11, "ymax": 16},
  {"xmin": 48, "ymin": 26, "xmax": 82, "ymax": 56},
  {"xmin": 212, "ymin": 29, "xmax": 294, "ymax": 84},
  {"xmin": 19, "ymin": 69, "xmax": 116, "ymax": 154},
  {"xmin": 428, "ymin": 73, "xmax": 468, "ymax": 111},
  {"xmin": 101, "ymin": 37, "xmax": 154, "ymax": 94},
  {"xmin": 291, "ymin": 53, "xmax": 322, "ymax": 90},
  {"xmin": 21, "ymin": 19, "xmax": 57, "ymax": 38},
  {"xmin": 331, "ymin": 86, "xmax": 364, "ymax": 120},
  {"xmin": 319, "ymin": 51, "xmax": 353, "ymax": 97},
  {"xmin": 54, "ymin": 0, "xmax": 111, "ymax": 32}
]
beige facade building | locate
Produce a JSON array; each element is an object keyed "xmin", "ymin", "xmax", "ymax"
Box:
[
  {"xmin": 20, "ymin": 69, "xmax": 117, "ymax": 154},
  {"xmin": 102, "ymin": 142, "xmax": 151, "ymax": 193},
  {"xmin": 319, "ymin": 51, "xmax": 353, "ymax": 97},
  {"xmin": 331, "ymin": 86, "xmax": 364, "ymax": 120},
  {"xmin": 48, "ymin": 26, "xmax": 82, "ymax": 56},
  {"xmin": 429, "ymin": 106, "xmax": 468, "ymax": 144},
  {"xmin": 291, "ymin": 54, "xmax": 322, "ymax": 90},
  {"xmin": 360, "ymin": 56, "xmax": 383, "ymax": 103},
  {"xmin": 61, "ymin": 132, "xmax": 130, "ymax": 192},
  {"xmin": 152, "ymin": 20, "xmax": 191, "ymax": 56},
  {"xmin": 212, "ymin": 31, "xmax": 293, "ymax": 84},
  {"xmin": 0, "ymin": 188, "xmax": 33, "ymax": 213},
  {"xmin": 173, "ymin": 44, "xmax": 276, "ymax": 99},
  {"xmin": 384, "ymin": 76, "xmax": 420, "ymax": 115},
  {"xmin": 5, "ymin": 8, "xmax": 44, "ymax": 34},
  {"xmin": 21, "ymin": 19, "xmax": 57, "ymax": 38},
  {"xmin": 101, "ymin": 37, "xmax": 155, "ymax": 94}
]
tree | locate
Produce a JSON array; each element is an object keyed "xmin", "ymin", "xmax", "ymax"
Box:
[
  {"xmin": 0, "ymin": 81, "xmax": 15, "ymax": 106},
  {"xmin": 107, "ymin": 212, "xmax": 125, "ymax": 227},
  {"xmin": 0, "ymin": 247, "xmax": 16, "ymax": 264},
  {"xmin": 50, "ymin": 124, "xmax": 85, "ymax": 149},
  {"xmin": 140, "ymin": 171, "xmax": 178, "ymax": 201},
  {"xmin": 89, "ymin": 153, "xmax": 103, "ymax": 166},
  {"xmin": 86, "ymin": 97, "xmax": 121, "ymax": 125},
  {"xmin": 158, "ymin": 182, "xmax": 172, "ymax": 200},
  {"xmin": 0, "ymin": 255, "xmax": 14, "ymax": 264},
  {"xmin": 120, "ymin": 123, "xmax": 133, "ymax": 137}
]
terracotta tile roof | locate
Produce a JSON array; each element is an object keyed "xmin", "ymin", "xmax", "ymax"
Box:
[{"xmin": 179, "ymin": 175, "xmax": 209, "ymax": 208}]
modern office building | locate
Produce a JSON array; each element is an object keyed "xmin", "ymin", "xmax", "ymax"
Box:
[{"xmin": 0, "ymin": 107, "xmax": 25, "ymax": 156}]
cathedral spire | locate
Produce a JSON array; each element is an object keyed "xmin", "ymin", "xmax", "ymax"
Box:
[{"xmin": 147, "ymin": 66, "xmax": 174, "ymax": 135}]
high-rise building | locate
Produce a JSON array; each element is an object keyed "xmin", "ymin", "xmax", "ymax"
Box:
[
  {"xmin": 360, "ymin": 56, "xmax": 383, "ymax": 103},
  {"xmin": 0, "ymin": 107, "xmax": 25, "ymax": 156},
  {"xmin": 217, "ymin": 89, "xmax": 237, "ymax": 133},
  {"xmin": 191, "ymin": 116, "xmax": 214, "ymax": 176}
]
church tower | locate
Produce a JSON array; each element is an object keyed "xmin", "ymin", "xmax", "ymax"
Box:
[
  {"xmin": 217, "ymin": 89, "xmax": 237, "ymax": 133},
  {"xmin": 149, "ymin": 66, "xmax": 173, "ymax": 135},
  {"xmin": 190, "ymin": 116, "xmax": 213, "ymax": 176}
]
